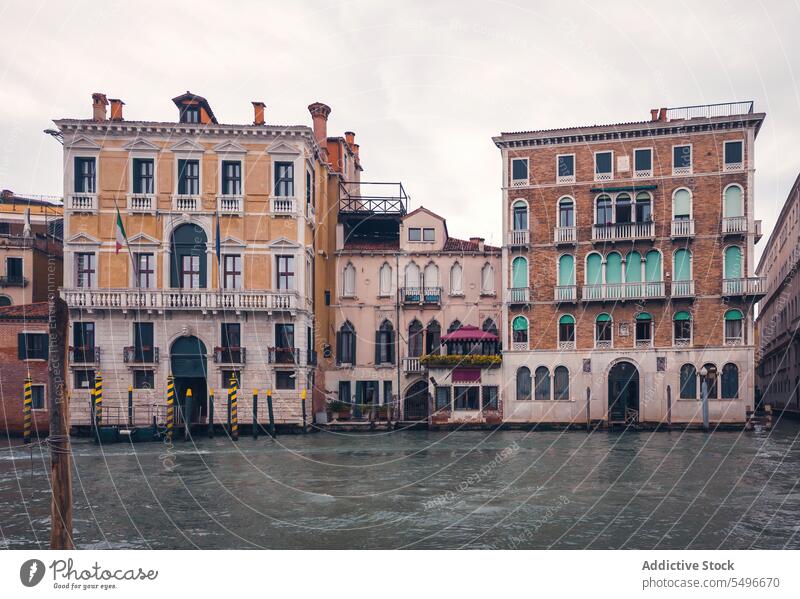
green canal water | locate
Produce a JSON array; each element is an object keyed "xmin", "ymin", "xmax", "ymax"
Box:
[{"xmin": 1, "ymin": 424, "xmax": 799, "ymax": 549}]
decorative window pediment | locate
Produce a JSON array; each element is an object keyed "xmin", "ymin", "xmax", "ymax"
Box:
[
  {"xmin": 127, "ymin": 232, "xmax": 161, "ymax": 247},
  {"xmin": 169, "ymin": 139, "xmax": 205, "ymax": 154},
  {"xmin": 267, "ymin": 236, "xmax": 301, "ymax": 250},
  {"xmin": 213, "ymin": 140, "xmax": 247, "ymax": 155},
  {"xmin": 267, "ymin": 140, "xmax": 301, "ymax": 157},
  {"xmin": 66, "ymin": 232, "xmax": 101, "ymax": 246},
  {"xmin": 65, "ymin": 135, "xmax": 101, "ymax": 151},
  {"xmin": 123, "ymin": 138, "xmax": 161, "ymax": 153}
]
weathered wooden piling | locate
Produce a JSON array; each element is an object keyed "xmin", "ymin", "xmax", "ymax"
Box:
[
  {"xmin": 208, "ymin": 388, "xmax": 215, "ymax": 438},
  {"xmin": 166, "ymin": 374, "xmax": 175, "ymax": 443},
  {"xmin": 23, "ymin": 376, "xmax": 32, "ymax": 445},
  {"xmin": 252, "ymin": 389, "xmax": 259, "ymax": 439},
  {"xmin": 266, "ymin": 388, "xmax": 276, "ymax": 437}
]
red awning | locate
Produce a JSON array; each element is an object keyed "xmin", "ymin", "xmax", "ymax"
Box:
[
  {"xmin": 451, "ymin": 367, "xmax": 482, "ymax": 383},
  {"xmin": 441, "ymin": 325, "xmax": 498, "ymax": 342}
]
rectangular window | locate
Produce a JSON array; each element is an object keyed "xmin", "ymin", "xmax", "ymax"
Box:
[
  {"xmin": 134, "ymin": 253, "xmax": 155, "ymax": 288},
  {"xmin": 595, "ymin": 151, "xmax": 613, "ymax": 179},
  {"xmin": 422, "ymin": 228, "xmax": 435, "ymax": 242},
  {"xmin": 435, "ymin": 386, "xmax": 451, "ymax": 410},
  {"xmin": 76, "ymin": 252, "xmax": 95, "ymax": 288},
  {"xmin": 274, "ymin": 162, "xmax": 294, "ymax": 197},
  {"xmin": 74, "ymin": 369, "xmax": 95, "ymax": 389},
  {"xmin": 673, "ymin": 145, "xmax": 692, "ymax": 174},
  {"xmin": 221, "ymin": 160, "xmax": 242, "ymax": 195},
  {"xmin": 221, "ymin": 370, "xmax": 241, "ymax": 389},
  {"xmin": 181, "ymin": 106, "xmax": 200, "ymax": 123},
  {"xmin": 724, "ymin": 140, "xmax": 743, "ymax": 169},
  {"xmin": 634, "ymin": 148, "xmax": 652, "ymax": 175},
  {"xmin": 133, "ymin": 322, "xmax": 154, "ymax": 362},
  {"xmin": 596, "ymin": 321, "xmax": 612, "ymax": 343},
  {"xmin": 276, "ymin": 370, "xmax": 296, "ymax": 390},
  {"xmin": 482, "ymin": 386, "xmax": 498, "ymax": 410},
  {"xmin": 306, "ymin": 169, "xmax": 313, "ymax": 211},
  {"xmin": 338, "ymin": 381, "xmax": 351, "ymax": 404},
  {"xmin": 557, "ymin": 155, "xmax": 575, "ymax": 181},
  {"xmin": 181, "ymin": 255, "xmax": 201, "ymax": 288},
  {"xmin": 275, "ymin": 324, "xmax": 295, "ymax": 363},
  {"xmin": 133, "ymin": 369, "xmax": 154, "ymax": 390},
  {"xmin": 132, "ymin": 158, "xmax": 154, "ymax": 194},
  {"xmin": 674, "ymin": 320, "xmax": 691, "ymax": 344},
  {"xmin": 635, "ymin": 320, "xmax": 652, "ymax": 342},
  {"xmin": 511, "ymin": 158, "xmax": 528, "ymax": 183},
  {"xmin": 408, "ymin": 228, "xmax": 421, "ymax": 242},
  {"xmin": 71, "ymin": 322, "xmax": 95, "ymax": 364},
  {"xmin": 383, "ymin": 380, "xmax": 393, "ymax": 406},
  {"xmin": 276, "ymin": 255, "xmax": 295, "ymax": 290},
  {"xmin": 725, "ymin": 319, "xmax": 743, "ymax": 342},
  {"xmin": 177, "ymin": 159, "xmax": 200, "ymax": 195},
  {"xmin": 223, "ymin": 254, "xmax": 242, "ymax": 289},
  {"xmin": 74, "ymin": 157, "xmax": 96, "ymax": 193},
  {"xmin": 5, "ymin": 257, "xmax": 23, "ymax": 284},
  {"xmin": 454, "ymin": 386, "xmax": 479, "ymax": 410},
  {"xmin": 18, "ymin": 332, "xmax": 48, "ymax": 360},
  {"xmin": 219, "ymin": 323, "xmax": 242, "ymax": 363},
  {"xmin": 30, "ymin": 384, "xmax": 45, "ymax": 409}
]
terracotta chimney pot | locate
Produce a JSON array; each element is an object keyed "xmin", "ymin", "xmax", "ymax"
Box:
[
  {"xmin": 109, "ymin": 98, "xmax": 125, "ymax": 121},
  {"xmin": 252, "ymin": 101, "xmax": 265, "ymax": 126},
  {"xmin": 92, "ymin": 93, "xmax": 108, "ymax": 121}
]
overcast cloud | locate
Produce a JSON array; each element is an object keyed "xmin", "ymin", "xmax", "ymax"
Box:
[{"xmin": 0, "ymin": 0, "xmax": 798, "ymax": 258}]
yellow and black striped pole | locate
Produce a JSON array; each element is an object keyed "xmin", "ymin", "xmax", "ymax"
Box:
[
  {"xmin": 94, "ymin": 372, "xmax": 103, "ymax": 427},
  {"xmin": 229, "ymin": 374, "xmax": 239, "ymax": 441},
  {"xmin": 166, "ymin": 374, "xmax": 175, "ymax": 443},
  {"xmin": 23, "ymin": 376, "xmax": 32, "ymax": 445},
  {"xmin": 301, "ymin": 389, "xmax": 308, "ymax": 433}
]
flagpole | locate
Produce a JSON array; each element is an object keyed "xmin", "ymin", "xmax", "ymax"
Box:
[{"xmin": 113, "ymin": 196, "xmax": 138, "ymax": 289}]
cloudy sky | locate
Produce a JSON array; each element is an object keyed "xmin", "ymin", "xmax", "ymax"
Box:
[{"xmin": 1, "ymin": 0, "xmax": 798, "ymax": 258}]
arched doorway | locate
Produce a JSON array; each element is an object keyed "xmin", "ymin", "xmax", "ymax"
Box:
[
  {"xmin": 608, "ymin": 361, "xmax": 639, "ymax": 423},
  {"xmin": 170, "ymin": 336, "xmax": 208, "ymax": 424},
  {"xmin": 404, "ymin": 380, "xmax": 429, "ymax": 421}
]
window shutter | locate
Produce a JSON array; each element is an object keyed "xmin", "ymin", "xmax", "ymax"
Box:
[
  {"xmin": 199, "ymin": 253, "xmax": 207, "ymax": 288},
  {"xmin": 18, "ymin": 333, "xmax": 26, "ymax": 360},
  {"xmin": 335, "ymin": 332, "xmax": 342, "ymax": 365},
  {"xmin": 350, "ymin": 333, "xmax": 357, "ymax": 365},
  {"xmin": 375, "ymin": 331, "xmax": 381, "ymax": 364},
  {"xmin": 177, "ymin": 159, "xmax": 187, "ymax": 194},
  {"xmin": 389, "ymin": 330, "xmax": 396, "ymax": 363}
]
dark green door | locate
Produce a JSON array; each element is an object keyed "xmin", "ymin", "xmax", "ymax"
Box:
[{"xmin": 608, "ymin": 361, "xmax": 639, "ymax": 422}]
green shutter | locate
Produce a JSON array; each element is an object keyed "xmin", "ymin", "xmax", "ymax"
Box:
[
  {"xmin": 674, "ymin": 249, "xmax": 691, "ymax": 281},
  {"xmin": 674, "ymin": 311, "xmax": 691, "ymax": 321},
  {"xmin": 645, "ymin": 250, "xmax": 661, "ymax": 282},
  {"xmin": 725, "ymin": 309, "xmax": 743, "ymax": 321},
  {"xmin": 724, "ymin": 246, "xmax": 742, "ymax": 279},
  {"xmin": 512, "ymin": 316, "xmax": 527, "ymax": 331},
  {"xmin": 673, "ymin": 189, "xmax": 690, "ymax": 217},
  {"xmin": 606, "ymin": 252, "xmax": 622, "ymax": 284},
  {"xmin": 636, "ymin": 312, "xmax": 652, "ymax": 321},
  {"xmin": 558, "ymin": 254, "xmax": 575, "ymax": 286},
  {"xmin": 586, "ymin": 253, "xmax": 602, "ymax": 285},
  {"xmin": 724, "ymin": 186, "xmax": 743, "ymax": 217},
  {"xmin": 596, "ymin": 313, "xmax": 611, "ymax": 322},
  {"xmin": 625, "ymin": 251, "xmax": 642, "ymax": 282},
  {"xmin": 512, "ymin": 257, "xmax": 527, "ymax": 288},
  {"xmin": 559, "ymin": 314, "xmax": 575, "ymax": 325}
]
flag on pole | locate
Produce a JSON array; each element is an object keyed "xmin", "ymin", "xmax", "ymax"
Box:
[
  {"xmin": 215, "ymin": 211, "xmax": 221, "ymax": 266},
  {"xmin": 115, "ymin": 204, "xmax": 129, "ymax": 254}
]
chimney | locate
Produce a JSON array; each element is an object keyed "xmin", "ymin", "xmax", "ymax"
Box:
[
  {"xmin": 308, "ymin": 102, "xmax": 331, "ymax": 159},
  {"xmin": 1, "ymin": 189, "xmax": 13, "ymax": 201},
  {"xmin": 470, "ymin": 237, "xmax": 485, "ymax": 252},
  {"xmin": 344, "ymin": 131, "xmax": 355, "ymax": 147},
  {"xmin": 92, "ymin": 93, "xmax": 108, "ymax": 121},
  {"xmin": 109, "ymin": 98, "xmax": 125, "ymax": 121},
  {"xmin": 252, "ymin": 101, "xmax": 265, "ymax": 126},
  {"xmin": 650, "ymin": 108, "xmax": 659, "ymax": 121},
  {"xmin": 658, "ymin": 107, "xmax": 668, "ymax": 122},
  {"xmin": 352, "ymin": 143, "xmax": 360, "ymax": 161}
]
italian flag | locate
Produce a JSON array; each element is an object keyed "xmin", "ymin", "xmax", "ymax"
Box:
[{"xmin": 115, "ymin": 205, "xmax": 128, "ymax": 254}]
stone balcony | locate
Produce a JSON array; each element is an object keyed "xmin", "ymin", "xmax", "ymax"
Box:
[
  {"xmin": 582, "ymin": 281, "xmax": 666, "ymax": 302},
  {"xmin": 506, "ymin": 287, "xmax": 530, "ymax": 305},
  {"xmin": 217, "ymin": 195, "xmax": 244, "ymax": 216},
  {"xmin": 592, "ymin": 221, "xmax": 654, "ymax": 243},
  {"xmin": 66, "ymin": 193, "xmax": 97, "ymax": 212},
  {"xmin": 670, "ymin": 219, "xmax": 695, "ymax": 238},
  {"xmin": 722, "ymin": 277, "xmax": 766, "ymax": 299},
  {"xmin": 508, "ymin": 229, "xmax": 530, "ymax": 247},
  {"xmin": 554, "ymin": 226, "xmax": 577, "ymax": 245},
  {"xmin": 127, "ymin": 193, "xmax": 156, "ymax": 215},
  {"xmin": 270, "ymin": 196, "xmax": 297, "ymax": 215}
]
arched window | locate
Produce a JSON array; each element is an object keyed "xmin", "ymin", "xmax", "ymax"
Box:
[
  {"xmin": 674, "ymin": 311, "xmax": 692, "ymax": 345},
  {"xmin": 408, "ymin": 320, "xmax": 423, "ymax": 358},
  {"xmin": 724, "ymin": 309, "xmax": 744, "ymax": 344},
  {"xmin": 635, "ymin": 312, "xmax": 652, "ymax": 345},
  {"xmin": 596, "ymin": 194, "xmax": 612, "ymax": 225},
  {"xmin": 724, "ymin": 246, "xmax": 743, "ymax": 280},
  {"xmin": 673, "ymin": 249, "xmax": 692, "ymax": 281},
  {"xmin": 723, "ymin": 184, "xmax": 743, "ymax": 218},
  {"xmin": 606, "ymin": 252, "xmax": 622, "ymax": 299},
  {"xmin": 615, "ymin": 193, "xmax": 632, "ymax": 224},
  {"xmin": 424, "ymin": 262, "xmax": 439, "ymax": 288},
  {"xmin": 0, "ymin": 295, "xmax": 11, "ymax": 306},
  {"xmin": 680, "ymin": 364, "xmax": 697, "ymax": 399},
  {"xmin": 516, "ymin": 367, "xmax": 532, "ymax": 401},
  {"xmin": 342, "ymin": 262, "xmax": 356, "ymax": 297},
  {"xmin": 511, "ymin": 256, "xmax": 528, "ymax": 289},
  {"xmin": 645, "ymin": 250, "xmax": 662, "ymax": 282},
  {"xmin": 722, "ymin": 363, "xmax": 739, "ymax": 399},
  {"xmin": 404, "ymin": 261, "xmax": 420, "ymax": 288},
  {"xmin": 558, "ymin": 197, "xmax": 575, "ymax": 227},
  {"xmin": 375, "ymin": 320, "xmax": 395, "ymax": 365},
  {"xmin": 558, "ymin": 254, "xmax": 575, "ymax": 287},
  {"xmin": 512, "ymin": 200, "xmax": 528, "ymax": 231},
  {"xmin": 170, "ymin": 223, "xmax": 207, "ymax": 288},
  {"xmin": 702, "ymin": 363, "xmax": 718, "ymax": 399},
  {"xmin": 448, "ymin": 319, "xmax": 462, "ymax": 333},
  {"xmin": 425, "ymin": 320, "xmax": 441, "ymax": 355},
  {"xmin": 625, "ymin": 251, "xmax": 642, "ymax": 283},
  {"xmin": 482, "ymin": 318, "xmax": 498, "ymax": 335},
  {"xmin": 673, "ymin": 188, "xmax": 691, "ymax": 220},
  {"xmin": 596, "ymin": 313, "xmax": 612, "ymax": 346},
  {"xmin": 554, "ymin": 366, "xmax": 569, "ymax": 401},
  {"xmin": 450, "ymin": 262, "xmax": 463, "ymax": 295},
  {"xmin": 558, "ymin": 314, "xmax": 575, "ymax": 344},
  {"xmin": 512, "ymin": 316, "xmax": 528, "ymax": 345},
  {"xmin": 635, "ymin": 192, "xmax": 652, "ymax": 222},
  {"xmin": 336, "ymin": 321, "xmax": 356, "ymax": 365},
  {"xmin": 586, "ymin": 252, "xmax": 603, "ymax": 285},
  {"xmin": 481, "ymin": 263, "xmax": 494, "ymax": 294},
  {"xmin": 534, "ymin": 366, "xmax": 551, "ymax": 401},
  {"xmin": 379, "ymin": 262, "xmax": 392, "ymax": 296}
]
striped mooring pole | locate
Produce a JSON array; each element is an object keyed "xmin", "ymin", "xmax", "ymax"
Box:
[
  {"xmin": 166, "ymin": 374, "xmax": 175, "ymax": 443},
  {"xmin": 94, "ymin": 372, "xmax": 103, "ymax": 427},
  {"xmin": 23, "ymin": 376, "xmax": 32, "ymax": 444},
  {"xmin": 208, "ymin": 388, "xmax": 215, "ymax": 439},
  {"xmin": 301, "ymin": 389, "xmax": 308, "ymax": 433},
  {"xmin": 252, "ymin": 389, "xmax": 259, "ymax": 440},
  {"xmin": 127, "ymin": 385, "xmax": 134, "ymax": 428},
  {"xmin": 229, "ymin": 375, "xmax": 239, "ymax": 441}
]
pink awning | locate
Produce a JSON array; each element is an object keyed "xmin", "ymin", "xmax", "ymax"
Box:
[
  {"xmin": 452, "ymin": 367, "xmax": 482, "ymax": 383},
  {"xmin": 441, "ymin": 325, "xmax": 498, "ymax": 342}
]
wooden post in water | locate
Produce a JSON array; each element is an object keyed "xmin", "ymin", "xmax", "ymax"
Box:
[
  {"xmin": 166, "ymin": 374, "xmax": 175, "ymax": 443},
  {"xmin": 93, "ymin": 372, "xmax": 103, "ymax": 443},
  {"xmin": 666, "ymin": 385, "xmax": 672, "ymax": 427},
  {"xmin": 586, "ymin": 387, "xmax": 591, "ymax": 432},
  {"xmin": 266, "ymin": 388, "xmax": 276, "ymax": 438},
  {"xmin": 208, "ymin": 388, "xmax": 215, "ymax": 438},
  {"xmin": 252, "ymin": 389, "xmax": 259, "ymax": 440},
  {"xmin": 301, "ymin": 389, "xmax": 307, "ymax": 433},
  {"xmin": 48, "ymin": 294, "xmax": 74, "ymax": 549},
  {"xmin": 127, "ymin": 385, "xmax": 133, "ymax": 428},
  {"xmin": 184, "ymin": 388, "xmax": 193, "ymax": 442},
  {"xmin": 23, "ymin": 376, "xmax": 32, "ymax": 445},
  {"xmin": 229, "ymin": 375, "xmax": 239, "ymax": 441}
]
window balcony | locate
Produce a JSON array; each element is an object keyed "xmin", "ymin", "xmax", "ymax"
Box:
[
  {"xmin": 217, "ymin": 195, "xmax": 244, "ymax": 216},
  {"xmin": 673, "ymin": 337, "xmax": 692, "ymax": 348},
  {"xmin": 721, "ymin": 216, "xmax": 748, "ymax": 235},
  {"xmin": 510, "ymin": 178, "xmax": 528, "ymax": 187},
  {"xmin": 554, "ymin": 285, "xmax": 577, "ymax": 303},
  {"xmin": 67, "ymin": 193, "xmax": 97, "ymax": 212},
  {"xmin": 592, "ymin": 221, "xmax": 654, "ymax": 242},
  {"xmin": 634, "ymin": 169, "xmax": 653, "ymax": 179},
  {"xmin": 403, "ymin": 356, "xmax": 425, "ymax": 373},
  {"xmin": 595, "ymin": 340, "xmax": 613, "ymax": 349},
  {"xmin": 506, "ymin": 287, "xmax": 530, "ymax": 304},
  {"xmin": 511, "ymin": 341, "xmax": 528, "ymax": 351},
  {"xmin": 69, "ymin": 346, "xmax": 101, "ymax": 365},
  {"xmin": 722, "ymin": 277, "xmax": 766, "ymax": 299},
  {"xmin": 508, "ymin": 229, "xmax": 530, "ymax": 247},
  {"xmin": 671, "ymin": 280, "xmax": 695, "ymax": 298},
  {"xmin": 123, "ymin": 346, "xmax": 160, "ymax": 364},
  {"xmin": 0, "ymin": 275, "xmax": 28, "ymax": 287},
  {"xmin": 724, "ymin": 336, "xmax": 744, "ymax": 346},
  {"xmin": 214, "ymin": 347, "xmax": 246, "ymax": 364},
  {"xmin": 723, "ymin": 161, "xmax": 744, "ymax": 172},
  {"xmin": 634, "ymin": 339, "xmax": 653, "ymax": 349},
  {"xmin": 270, "ymin": 196, "xmax": 297, "ymax": 215},
  {"xmin": 594, "ymin": 172, "xmax": 612, "ymax": 182},
  {"xmin": 401, "ymin": 286, "xmax": 442, "ymax": 305},
  {"xmin": 754, "ymin": 220, "xmax": 763, "ymax": 243},
  {"xmin": 558, "ymin": 340, "xmax": 575, "ymax": 350},
  {"xmin": 671, "ymin": 219, "xmax": 695, "ymax": 238},
  {"xmin": 126, "ymin": 193, "xmax": 156, "ymax": 214},
  {"xmin": 672, "ymin": 165, "xmax": 692, "ymax": 176},
  {"xmin": 556, "ymin": 174, "xmax": 575, "ymax": 184},
  {"xmin": 582, "ymin": 281, "xmax": 666, "ymax": 302},
  {"xmin": 171, "ymin": 194, "xmax": 202, "ymax": 212},
  {"xmin": 268, "ymin": 347, "xmax": 299, "ymax": 364},
  {"xmin": 554, "ymin": 226, "xmax": 577, "ymax": 245}
]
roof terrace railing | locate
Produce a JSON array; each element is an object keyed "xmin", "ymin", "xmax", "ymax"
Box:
[
  {"xmin": 666, "ymin": 101, "xmax": 754, "ymax": 121},
  {"xmin": 339, "ymin": 181, "xmax": 408, "ymax": 215}
]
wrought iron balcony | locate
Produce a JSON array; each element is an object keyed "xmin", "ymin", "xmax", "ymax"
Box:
[
  {"xmin": 214, "ymin": 346, "xmax": 246, "ymax": 364},
  {"xmin": 506, "ymin": 287, "xmax": 530, "ymax": 304},
  {"xmin": 69, "ymin": 346, "xmax": 100, "ymax": 365},
  {"xmin": 123, "ymin": 346, "xmax": 160, "ymax": 364},
  {"xmin": 0, "ymin": 275, "xmax": 27, "ymax": 287},
  {"xmin": 554, "ymin": 285, "xmax": 577, "ymax": 303},
  {"xmin": 401, "ymin": 286, "xmax": 442, "ymax": 305},
  {"xmin": 671, "ymin": 219, "xmax": 695, "ymax": 238},
  {"xmin": 554, "ymin": 226, "xmax": 576, "ymax": 245},
  {"xmin": 268, "ymin": 347, "xmax": 299, "ymax": 364},
  {"xmin": 722, "ymin": 277, "xmax": 766, "ymax": 298},
  {"xmin": 307, "ymin": 349, "xmax": 318, "ymax": 366},
  {"xmin": 582, "ymin": 281, "xmax": 666, "ymax": 302},
  {"xmin": 592, "ymin": 221, "xmax": 654, "ymax": 242},
  {"xmin": 508, "ymin": 229, "xmax": 530, "ymax": 247},
  {"xmin": 338, "ymin": 181, "xmax": 408, "ymax": 216}
]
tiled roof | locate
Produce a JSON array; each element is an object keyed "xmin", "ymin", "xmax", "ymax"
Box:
[
  {"xmin": 0, "ymin": 302, "xmax": 50, "ymax": 320},
  {"xmin": 443, "ymin": 237, "xmax": 500, "ymax": 253}
]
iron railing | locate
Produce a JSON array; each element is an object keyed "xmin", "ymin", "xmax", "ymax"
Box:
[
  {"xmin": 665, "ymin": 101, "xmax": 754, "ymax": 120},
  {"xmin": 123, "ymin": 346, "xmax": 160, "ymax": 363},
  {"xmin": 338, "ymin": 181, "xmax": 408, "ymax": 215}
]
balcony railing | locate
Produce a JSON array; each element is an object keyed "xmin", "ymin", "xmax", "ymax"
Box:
[
  {"xmin": 126, "ymin": 193, "xmax": 156, "ymax": 214},
  {"xmin": 595, "ymin": 340, "xmax": 612, "ymax": 349},
  {"xmin": 338, "ymin": 181, "xmax": 408, "ymax": 216},
  {"xmin": 558, "ymin": 340, "xmax": 575, "ymax": 350},
  {"xmin": 671, "ymin": 219, "xmax": 695, "ymax": 238},
  {"xmin": 217, "ymin": 195, "xmax": 244, "ymax": 216},
  {"xmin": 0, "ymin": 275, "xmax": 27, "ymax": 287},
  {"xmin": 401, "ymin": 287, "xmax": 442, "ymax": 305},
  {"xmin": 671, "ymin": 280, "xmax": 695, "ymax": 298},
  {"xmin": 69, "ymin": 346, "xmax": 100, "ymax": 365},
  {"xmin": 723, "ymin": 161, "xmax": 744, "ymax": 172},
  {"xmin": 510, "ymin": 178, "xmax": 528, "ymax": 187},
  {"xmin": 634, "ymin": 169, "xmax": 653, "ymax": 179},
  {"xmin": 270, "ymin": 197, "xmax": 296, "ymax": 215},
  {"xmin": 511, "ymin": 342, "xmax": 528, "ymax": 351},
  {"xmin": 754, "ymin": 220, "xmax": 762, "ymax": 242},
  {"xmin": 214, "ymin": 347, "xmax": 246, "ymax": 364},
  {"xmin": 582, "ymin": 281, "xmax": 666, "ymax": 302},
  {"xmin": 665, "ymin": 101, "xmax": 754, "ymax": 120},
  {"xmin": 672, "ymin": 165, "xmax": 692, "ymax": 176},
  {"xmin": 724, "ymin": 336, "xmax": 744, "ymax": 346},
  {"xmin": 67, "ymin": 193, "xmax": 97, "ymax": 212},
  {"xmin": 268, "ymin": 347, "xmax": 299, "ymax": 364},
  {"xmin": 594, "ymin": 171, "xmax": 612, "ymax": 182},
  {"xmin": 171, "ymin": 195, "xmax": 201, "ymax": 212},
  {"xmin": 403, "ymin": 356, "xmax": 424, "ymax": 373},
  {"xmin": 722, "ymin": 277, "xmax": 766, "ymax": 298},
  {"xmin": 506, "ymin": 287, "xmax": 530, "ymax": 304},
  {"xmin": 635, "ymin": 339, "xmax": 653, "ymax": 349},
  {"xmin": 554, "ymin": 285, "xmax": 577, "ymax": 303},
  {"xmin": 721, "ymin": 216, "xmax": 747, "ymax": 235},
  {"xmin": 592, "ymin": 221, "xmax": 654, "ymax": 242},
  {"xmin": 556, "ymin": 174, "xmax": 576, "ymax": 184},
  {"xmin": 554, "ymin": 226, "xmax": 577, "ymax": 244},
  {"xmin": 123, "ymin": 346, "xmax": 160, "ymax": 363},
  {"xmin": 508, "ymin": 229, "xmax": 530, "ymax": 246},
  {"xmin": 62, "ymin": 288, "xmax": 298, "ymax": 312}
]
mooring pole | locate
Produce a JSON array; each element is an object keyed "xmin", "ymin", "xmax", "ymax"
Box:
[
  {"xmin": 252, "ymin": 389, "xmax": 259, "ymax": 440},
  {"xmin": 127, "ymin": 385, "xmax": 133, "ymax": 428},
  {"xmin": 184, "ymin": 388, "xmax": 193, "ymax": 442},
  {"xmin": 23, "ymin": 376, "xmax": 32, "ymax": 445},
  {"xmin": 93, "ymin": 372, "xmax": 103, "ymax": 444},
  {"xmin": 586, "ymin": 386, "xmax": 591, "ymax": 432},
  {"xmin": 301, "ymin": 389, "xmax": 308, "ymax": 433},
  {"xmin": 266, "ymin": 388, "xmax": 276, "ymax": 438},
  {"xmin": 700, "ymin": 370, "xmax": 710, "ymax": 432},
  {"xmin": 227, "ymin": 387, "xmax": 231, "ymax": 434},
  {"xmin": 208, "ymin": 388, "xmax": 215, "ymax": 439},
  {"xmin": 230, "ymin": 375, "xmax": 239, "ymax": 441},
  {"xmin": 666, "ymin": 385, "xmax": 672, "ymax": 428},
  {"xmin": 48, "ymin": 294, "xmax": 74, "ymax": 549},
  {"xmin": 166, "ymin": 374, "xmax": 175, "ymax": 443}
]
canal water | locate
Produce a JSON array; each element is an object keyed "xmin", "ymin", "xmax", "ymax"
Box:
[{"xmin": 1, "ymin": 424, "xmax": 799, "ymax": 549}]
